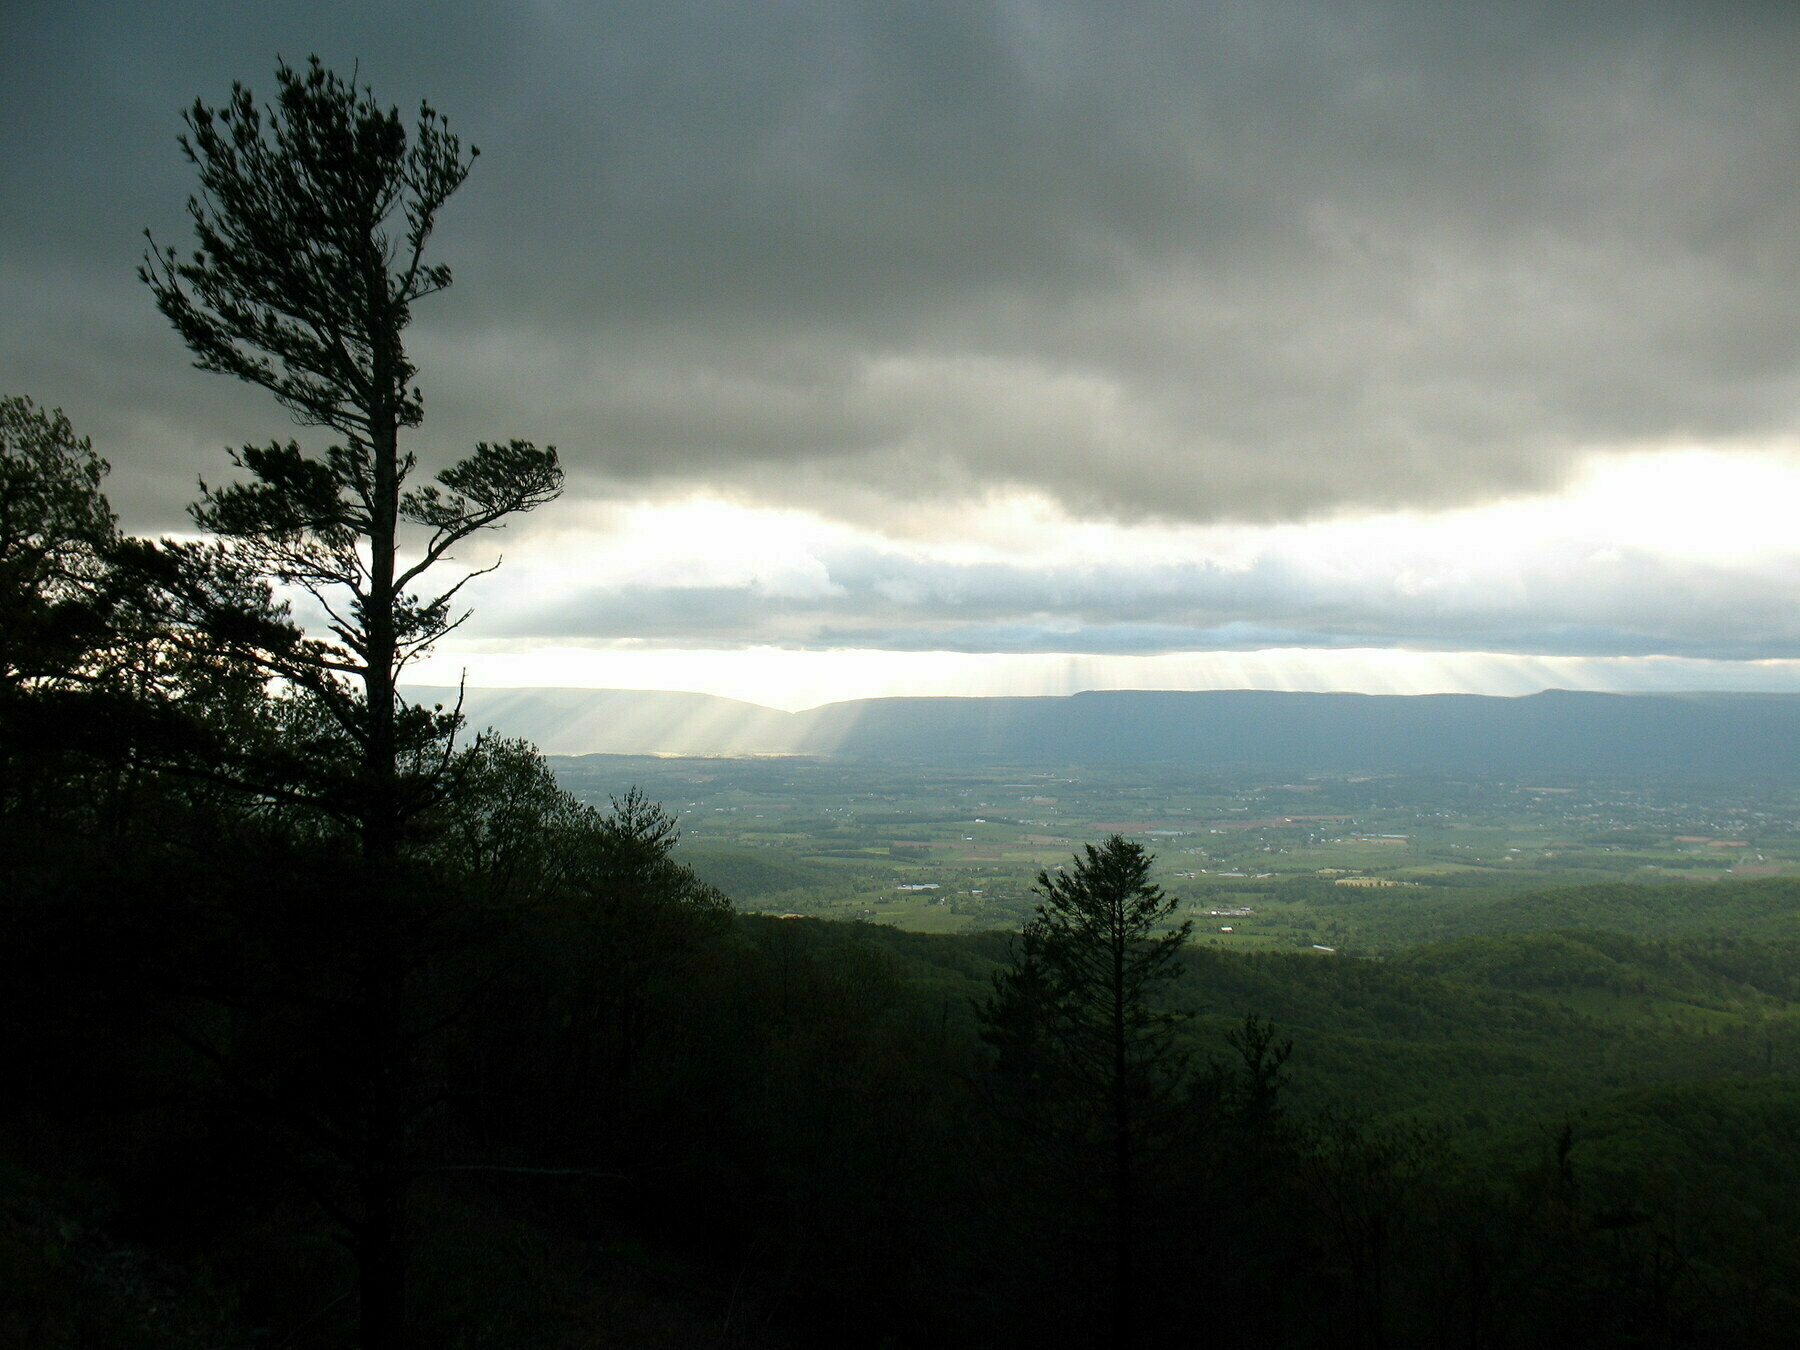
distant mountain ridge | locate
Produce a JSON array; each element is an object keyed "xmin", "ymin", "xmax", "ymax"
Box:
[{"xmin": 402, "ymin": 685, "xmax": 1800, "ymax": 775}]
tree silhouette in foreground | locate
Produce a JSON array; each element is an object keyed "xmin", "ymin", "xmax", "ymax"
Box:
[
  {"xmin": 141, "ymin": 56, "xmax": 561, "ymax": 854},
  {"xmin": 141, "ymin": 58, "xmax": 561, "ymax": 1349},
  {"xmin": 0, "ymin": 396, "xmax": 116, "ymax": 695},
  {"xmin": 979, "ymin": 834, "xmax": 1193, "ymax": 1349}
]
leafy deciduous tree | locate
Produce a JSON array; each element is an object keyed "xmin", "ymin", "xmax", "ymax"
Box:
[
  {"xmin": 0, "ymin": 396, "xmax": 117, "ymax": 693},
  {"xmin": 0, "ymin": 400, "xmax": 262, "ymax": 823}
]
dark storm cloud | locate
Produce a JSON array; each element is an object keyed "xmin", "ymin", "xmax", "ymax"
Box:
[{"xmin": 7, "ymin": 0, "xmax": 1800, "ymax": 529}]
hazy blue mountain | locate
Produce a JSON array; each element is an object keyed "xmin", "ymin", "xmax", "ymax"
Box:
[{"xmin": 404, "ymin": 686, "xmax": 1800, "ymax": 775}]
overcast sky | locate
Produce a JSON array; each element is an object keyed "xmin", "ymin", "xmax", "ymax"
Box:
[{"xmin": 7, "ymin": 0, "xmax": 1800, "ymax": 708}]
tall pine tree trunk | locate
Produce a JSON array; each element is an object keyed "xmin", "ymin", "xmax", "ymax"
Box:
[
  {"xmin": 358, "ymin": 402, "xmax": 411, "ymax": 1350},
  {"xmin": 1110, "ymin": 920, "xmax": 1136, "ymax": 1350}
]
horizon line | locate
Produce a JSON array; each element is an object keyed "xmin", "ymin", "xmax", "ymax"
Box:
[{"xmin": 397, "ymin": 683, "xmax": 1775, "ymax": 718}]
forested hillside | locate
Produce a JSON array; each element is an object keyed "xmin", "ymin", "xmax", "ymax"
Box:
[
  {"xmin": 13, "ymin": 816, "xmax": 1800, "ymax": 1346},
  {"xmin": 1420, "ymin": 876, "xmax": 1800, "ymax": 942}
]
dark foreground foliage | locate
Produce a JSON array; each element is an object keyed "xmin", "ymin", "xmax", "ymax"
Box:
[{"xmin": 9, "ymin": 738, "xmax": 1800, "ymax": 1348}]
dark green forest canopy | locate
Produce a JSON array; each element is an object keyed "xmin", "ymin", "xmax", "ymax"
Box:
[
  {"xmin": 1423, "ymin": 876, "xmax": 1800, "ymax": 940},
  {"xmin": 13, "ymin": 735, "xmax": 1800, "ymax": 1347}
]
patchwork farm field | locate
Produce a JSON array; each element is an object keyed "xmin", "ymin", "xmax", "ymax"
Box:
[{"xmin": 551, "ymin": 756, "xmax": 1800, "ymax": 951}]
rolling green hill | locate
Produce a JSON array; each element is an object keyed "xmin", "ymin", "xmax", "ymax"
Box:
[
  {"xmin": 1395, "ymin": 930, "xmax": 1797, "ymax": 1005},
  {"xmin": 773, "ymin": 917, "xmax": 1800, "ymax": 1131},
  {"xmin": 674, "ymin": 843, "xmax": 860, "ymax": 899},
  {"xmin": 1422, "ymin": 877, "xmax": 1800, "ymax": 943}
]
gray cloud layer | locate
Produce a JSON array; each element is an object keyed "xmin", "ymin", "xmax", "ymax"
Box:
[
  {"xmin": 481, "ymin": 539, "xmax": 1800, "ymax": 661},
  {"xmin": 9, "ymin": 0, "xmax": 1800, "ymax": 530}
]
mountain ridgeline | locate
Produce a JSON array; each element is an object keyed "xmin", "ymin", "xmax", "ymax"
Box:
[{"xmin": 406, "ymin": 685, "xmax": 1800, "ymax": 775}]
